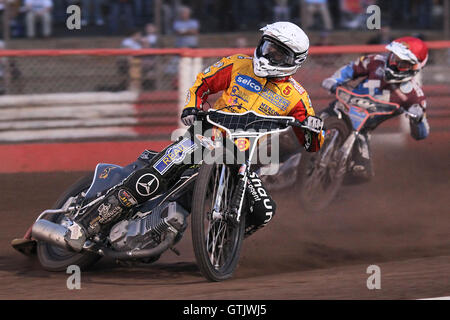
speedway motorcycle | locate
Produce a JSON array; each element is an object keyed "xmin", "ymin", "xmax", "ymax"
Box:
[
  {"xmin": 261, "ymin": 87, "xmax": 419, "ymax": 212},
  {"xmin": 12, "ymin": 106, "xmax": 319, "ymax": 282}
]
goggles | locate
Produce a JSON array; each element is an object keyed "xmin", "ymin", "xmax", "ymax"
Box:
[
  {"xmin": 257, "ymin": 37, "xmax": 296, "ymax": 67},
  {"xmin": 388, "ymin": 53, "xmax": 417, "ymax": 72}
]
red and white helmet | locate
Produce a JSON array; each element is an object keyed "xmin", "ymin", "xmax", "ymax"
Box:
[{"xmin": 385, "ymin": 37, "xmax": 428, "ymax": 83}]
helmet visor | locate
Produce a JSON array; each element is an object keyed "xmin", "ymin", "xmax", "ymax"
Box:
[
  {"xmin": 257, "ymin": 38, "xmax": 296, "ymax": 67},
  {"xmin": 389, "ymin": 53, "xmax": 416, "ymax": 72}
]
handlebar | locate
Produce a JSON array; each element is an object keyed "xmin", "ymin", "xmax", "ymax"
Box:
[
  {"xmin": 192, "ymin": 108, "xmax": 322, "ymax": 134},
  {"xmin": 399, "ymin": 107, "xmax": 419, "ymax": 120}
]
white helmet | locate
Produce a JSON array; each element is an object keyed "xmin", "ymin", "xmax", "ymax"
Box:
[{"xmin": 253, "ymin": 22, "xmax": 309, "ymax": 78}]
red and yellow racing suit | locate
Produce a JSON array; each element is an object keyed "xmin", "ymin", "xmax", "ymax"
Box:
[
  {"xmin": 183, "ymin": 54, "xmax": 323, "ymax": 152},
  {"xmin": 71, "ymin": 55, "xmax": 324, "ymax": 244}
]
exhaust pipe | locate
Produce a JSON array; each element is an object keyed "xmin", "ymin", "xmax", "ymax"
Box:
[
  {"xmin": 98, "ymin": 232, "xmax": 176, "ymax": 260},
  {"xmin": 31, "ymin": 219, "xmax": 81, "ymax": 252}
]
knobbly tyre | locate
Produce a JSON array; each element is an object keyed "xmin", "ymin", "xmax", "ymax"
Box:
[
  {"xmin": 262, "ymin": 87, "xmax": 420, "ymax": 212},
  {"xmin": 11, "ymin": 106, "xmax": 320, "ymax": 282}
]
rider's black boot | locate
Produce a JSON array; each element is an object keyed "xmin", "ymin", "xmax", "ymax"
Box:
[{"xmin": 244, "ymin": 172, "xmax": 277, "ymax": 238}]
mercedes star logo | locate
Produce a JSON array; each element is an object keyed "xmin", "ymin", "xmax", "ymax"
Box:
[{"xmin": 135, "ymin": 173, "xmax": 160, "ymax": 197}]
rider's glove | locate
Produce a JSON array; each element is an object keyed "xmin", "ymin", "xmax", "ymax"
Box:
[
  {"xmin": 181, "ymin": 107, "xmax": 197, "ymax": 126},
  {"xmin": 408, "ymin": 104, "xmax": 424, "ymax": 123},
  {"xmin": 330, "ymin": 84, "xmax": 339, "ymax": 94},
  {"xmin": 322, "ymin": 78, "xmax": 338, "ymax": 94},
  {"xmin": 304, "ymin": 116, "xmax": 324, "ymax": 133}
]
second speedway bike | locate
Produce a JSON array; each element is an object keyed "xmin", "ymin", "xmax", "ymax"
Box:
[
  {"xmin": 12, "ymin": 106, "xmax": 319, "ymax": 281},
  {"xmin": 262, "ymin": 87, "xmax": 420, "ymax": 212}
]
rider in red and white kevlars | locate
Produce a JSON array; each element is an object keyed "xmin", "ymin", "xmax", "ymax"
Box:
[{"xmin": 321, "ymin": 36, "xmax": 430, "ymax": 178}]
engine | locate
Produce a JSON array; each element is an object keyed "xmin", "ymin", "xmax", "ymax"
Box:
[{"xmin": 108, "ymin": 201, "xmax": 187, "ymax": 251}]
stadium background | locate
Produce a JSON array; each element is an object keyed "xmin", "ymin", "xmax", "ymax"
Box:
[{"xmin": 0, "ymin": 0, "xmax": 449, "ymax": 299}]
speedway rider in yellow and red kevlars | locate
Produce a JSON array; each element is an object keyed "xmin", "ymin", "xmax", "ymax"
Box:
[
  {"xmin": 181, "ymin": 33, "xmax": 323, "ymax": 152},
  {"xmin": 65, "ymin": 22, "xmax": 324, "ymax": 251}
]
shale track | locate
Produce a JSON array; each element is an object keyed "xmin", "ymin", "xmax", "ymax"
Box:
[{"xmin": 0, "ymin": 131, "xmax": 449, "ymax": 299}]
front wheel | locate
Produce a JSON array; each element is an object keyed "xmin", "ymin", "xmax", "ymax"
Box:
[
  {"xmin": 36, "ymin": 174, "xmax": 102, "ymax": 271},
  {"xmin": 297, "ymin": 116, "xmax": 351, "ymax": 212},
  {"xmin": 191, "ymin": 156, "xmax": 245, "ymax": 282}
]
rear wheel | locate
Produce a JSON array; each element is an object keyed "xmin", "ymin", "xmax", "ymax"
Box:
[
  {"xmin": 191, "ymin": 156, "xmax": 245, "ymax": 281},
  {"xmin": 297, "ymin": 116, "xmax": 351, "ymax": 212},
  {"xmin": 36, "ymin": 174, "xmax": 102, "ymax": 271}
]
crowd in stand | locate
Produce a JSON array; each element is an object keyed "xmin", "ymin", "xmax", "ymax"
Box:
[
  {"xmin": 0, "ymin": 0, "xmax": 445, "ymax": 40},
  {"xmin": 0, "ymin": 0, "xmax": 445, "ymax": 95}
]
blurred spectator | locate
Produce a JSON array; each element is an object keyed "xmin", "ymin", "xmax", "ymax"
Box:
[
  {"xmin": 340, "ymin": 0, "xmax": 362, "ymax": 29},
  {"xmin": 417, "ymin": 0, "xmax": 432, "ymax": 29},
  {"xmin": 389, "ymin": 0, "xmax": 410, "ymax": 27},
  {"xmin": 120, "ymin": 28, "xmax": 143, "ymax": 49},
  {"xmin": 229, "ymin": 0, "xmax": 248, "ymax": 31},
  {"xmin": 109, "ymin": 0, "xmax": 134, "ymax": 34},
  {"xmin": 1, "ymin": 0, "xmax": 25, "ymax": 38},
  {"xmin": 0, "ymin": 39, "xmax": 8, "ymax": 94},
  {"xmin": 81, "ymin": 0, "xmax": 104, "ymax": 27},
  {"xmin": 235, "ymin": 36, "xmax": 248, "ymax": 48},
  {"xmin": 25, "ymin": 0, "xmax": 53, "ymax": 38},
  {"xmin": 259, "ymin": 0, "xmax": 273, "ymax": 27},
  {"xmin": 173, "ymin": 6, "xmax": 199, "ymax": 48},
  {"xmin": 0, "ymin": 1, "xmax": 18, "ymax": 26},
  {"xmin": 162, "ymin": 0, "xmax": 181, "ymax": 34},
  {"xmin": 142, "ymin": 23, "xmax": 159, "ymax": 48},
  {"xmin": 0, "ymin": 40, "xmax": 22, "ymax": 94},
  {"xmin": 229, "ymin": 0, "xmax": 272, "ymax": 31},
  {"xmin": 119, "ymin": 27, "xmax": 160, "ymax": 88},
  {"xmin": 340, "ymin": 0, "xmax": 375, "ymax": 29},
  {"xmin": 199, "ymin": 0, "xmax": 217, "ymax": 31},
  {"xmin": 0, "ymin": 0, "xmax": 442, "ymax": 40},
  {"xmin": 302, "ymin": 0, "xmax": 333, "ymax": 31},
  {"xmin": 133, "ymin": 0, "xmax": 154, "ymax": 27},
  {"xmin": 51, "ymin": 0, "xmax": 67, "ymax": 24},
  {"xmin": 274, "ymin": 0, "xmax": 291, "ymax": 21},
  {"xmin": 116, "ymin": 29, "xmax": 143, "ymax": 91},
  {"xmin": 141, "ymin": 23, "xmax": 160, "ymax": 90}
]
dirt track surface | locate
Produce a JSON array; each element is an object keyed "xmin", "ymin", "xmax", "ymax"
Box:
[{"xmin": 1, "ymin": 132, "xmax": 449, "ymax": 300}]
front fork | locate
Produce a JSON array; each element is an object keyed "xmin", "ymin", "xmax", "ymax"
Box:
[
  {"xmin": 212, "ymin": 165, "xmax": 227, "ymax": 220},
  {"xmin": 212, "ymin": 163, "xmax": 248, "ymax": 224},
  {"xmin": 336, "ymin": 132, "xmax": 357, "ymax": 177},
  {"xmin": 317, "ymin": 129, "xmax": 339, "ymax": 168},
  {"xmin": 230, "ymin": 164, "xmax": 248, "ymax": 223}
]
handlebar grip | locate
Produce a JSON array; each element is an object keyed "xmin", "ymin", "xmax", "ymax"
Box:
[
  {"xmin": 399, "ymin": 107, "xmax": 418, "ymax": 119},
  {"xmin": 290, "ymin": 119, "xmax": 318, "ymax": 132},
  {"xmin": 190, "ymin": 108, "xmax": 207, "ymax": 119}
]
